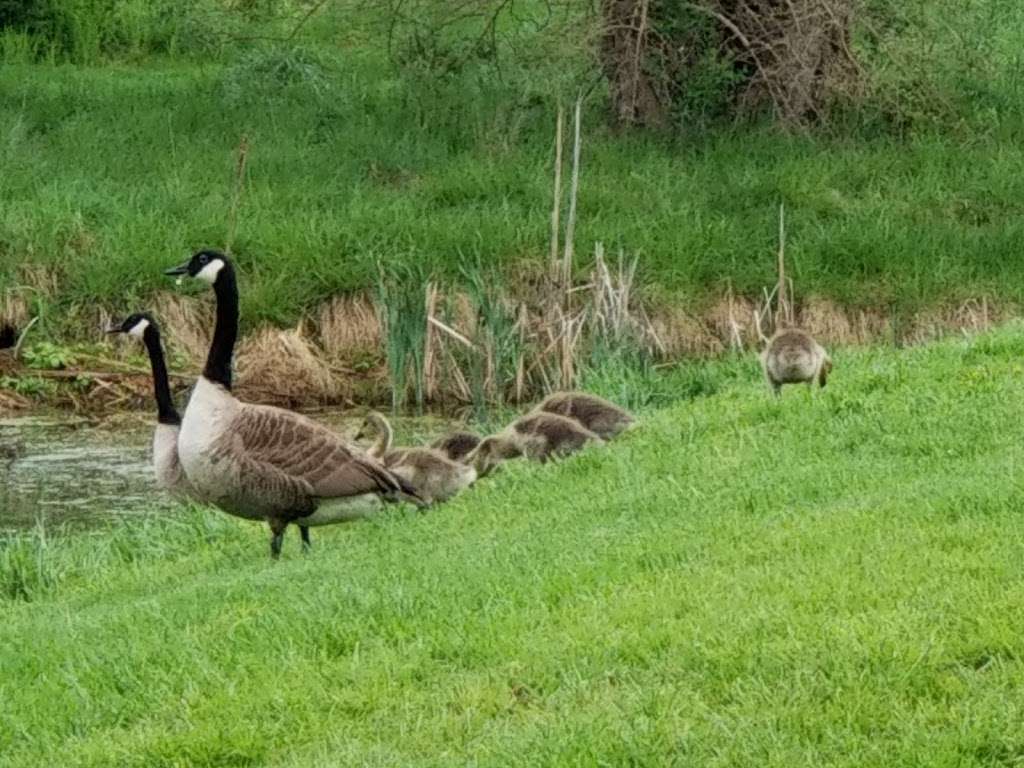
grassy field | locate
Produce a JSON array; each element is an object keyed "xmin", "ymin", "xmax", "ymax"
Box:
[
  {"xmin": 2, "ymin": 0, "xmax": 1024, "ymax": 344},
  {"xmin": 4, "ymin": 328, "xmax": 1024, "ymax": 766}
]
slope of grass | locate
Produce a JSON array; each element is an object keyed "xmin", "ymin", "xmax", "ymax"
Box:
[
  {"xmin": 3, "ymin": 53, "xmax": 1024, "ymax": 343},
  {"xmin": 4, "ymin": 328, "xmax": 1024, "ymax": 766}
]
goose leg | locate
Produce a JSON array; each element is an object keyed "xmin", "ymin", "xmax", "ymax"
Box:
[
  {"xmin": 268, "ymin": 518, "xmax": 288, "ymax": 559},
  {"xmin": 300, "ymin": 525, "xmax": 311, "ymax": 553}
]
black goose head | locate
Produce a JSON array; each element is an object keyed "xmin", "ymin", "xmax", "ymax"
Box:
[
  {"xmin": 106, "ymin": 312, "xmax": 158, "ymax": 339},
  {"xmin": 164, "ymin": 249, "xmax": 230, "ymax": 286}
]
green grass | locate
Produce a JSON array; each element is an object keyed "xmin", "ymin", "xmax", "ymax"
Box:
[
  {"xmin": 3, "ymin": 53, "xmax": 1024, "ymax": 342},
  {"xmin": 3, "ymin": 2, "xmax": 1024, "ymax": 346},
  {"xmin": 5, "ymin": 328, "xmax": 1024, "ymax": 766}
]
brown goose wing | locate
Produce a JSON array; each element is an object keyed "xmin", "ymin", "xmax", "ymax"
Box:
[{"xmin": 232, "ymin": 404, "xmax": 409, "ymax": 499}]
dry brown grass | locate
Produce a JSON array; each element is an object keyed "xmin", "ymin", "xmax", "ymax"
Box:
[
  {"xmin": 799, "ymin": 296, "xmax": 876, "ymax": 345},
  {"xmin": 648, "ymin": 305, "xmax": 723, "ymax": 357},
  {"xmin": 235, "ymin": 323, "xmax": 342, "ymax": 406},
  {"xmin": 152, "ymin": 292, "xmax": 214, "ymax": 366},
  {"xmin": 2, "ymin": 264, "xmax": 60, "ymax": 331},
  {"xmin": 0, "ymin": 292, "xmax": 28, "ymax": 331},
  {"xmin": 900, "ymin": 298, "xmax": 1007, "ymax": 346},
  {"xmin": 317, "ymin": 294, "xmax": 381, "ymax": 359},
  {"xmin": 704, "ymin": 295, "xmax": 762, "ymax": 351}
]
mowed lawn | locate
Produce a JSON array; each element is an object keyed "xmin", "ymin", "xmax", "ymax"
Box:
[{"xmin": 4, "ymin": 329, "xmax": 1024, "ymax": 767}]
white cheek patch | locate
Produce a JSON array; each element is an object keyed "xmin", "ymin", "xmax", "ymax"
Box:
[
  {"xmin": 127, "ymin": 319, "xmax": 150, "ymax": 338},
  {"xmin": 196, "ymin": 260, "xmax": 225, "ymax": 284}
]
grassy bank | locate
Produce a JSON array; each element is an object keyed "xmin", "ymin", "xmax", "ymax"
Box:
[
  {"xmin": 5, "ymin": 329, "xmax": 1024, "ymax": 765},
  {"xmin": 3, "ymin": 56, "xmax": 1024, "ymax": 344},
  {"xmin": 3, "ymin": 2, "xmax": 1024, "ymax": 414}
]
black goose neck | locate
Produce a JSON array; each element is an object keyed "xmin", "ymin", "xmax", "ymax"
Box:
[
  {"xmin": 203, "ymin": 260, "xmax": 238, "ymax": 390},
  {"xmin": 142, "ymin": 325, "xmax": 180, "ymax": 426}
]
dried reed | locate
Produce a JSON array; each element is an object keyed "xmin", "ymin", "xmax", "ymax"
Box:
[
  {"xmin": 317, "ymin": 294, "xmax": 381, "ymax": 359},
  {"xmin": 235, "ymin": 323, "xmax": 340, "ymax": 405}
]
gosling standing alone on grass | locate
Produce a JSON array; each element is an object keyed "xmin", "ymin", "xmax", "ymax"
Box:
[
  {"xmin": 761, "ymin": 327, "xmax": 832, "ymax": 396},
  {"xmin": 165, "ymin": 249, "xmax": 422, "ymax": 558},
  {"xmin": 469, "ymin": 412, "xmax": 603, "ymax": 477},
  {"xmin": 356, "ymin": 412, "xmax": 476, "ymax": 504},
  {"xmin": 430, "ymin": 431, "xmax": 481, "ymax": 462},
  {"xmin": 106, "ymin": 313, "xmax": 192, "ymax": 498},
  {"xmin": 533, "ymin": 391, "xmax": 634, "ymax": 439}
]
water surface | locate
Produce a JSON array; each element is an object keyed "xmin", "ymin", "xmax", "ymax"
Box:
[{"xmin": 0, "ymin": 411, "xmax": 466, "ymax": 532}]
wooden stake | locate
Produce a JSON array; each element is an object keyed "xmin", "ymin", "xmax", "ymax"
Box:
[
  {"xmin": 549, "ymin": 105, "xmax": 564, "ymax": 280},
  {"xmin": 776, "ymin": 201, "xmax": 787, "ymax": 328},
  {"xmin": 562, "ymin": 96, "xmax": 583, "ymax": 300}
]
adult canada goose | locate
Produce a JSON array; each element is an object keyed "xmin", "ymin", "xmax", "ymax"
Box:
[
  {"xmin": 761, "ymin": 327, "xmax": 832, "ymax": 396},
  {"xmin": 165, "ymin": 249, "xmax": 421, "ymax": 558},
  {"xmin": 106, "ymin": 312, "xmax": 190, "ymax": 498},
  {"xmin": 533, "ymin": 391, "xmax": 634, "ymax": 439},
  {"xmin": 469, "ymin": 411, "xmax": 603, "ymax": 477},
  {"xmin": 429, "ymin": 430, "xmax": 481, "ymax": 462},
  {"xmin": 355, "ymin": 411, "xmax": 476, "ymax": 504}
]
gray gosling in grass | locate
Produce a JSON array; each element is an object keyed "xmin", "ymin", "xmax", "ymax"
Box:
[
  {"xmin": 430, "ymin": 431, "xmax": 482, "ymax": 462},
  {"xmin": 533, "ymin": 391, "xmax": 635, "ymax": 439},
  {"xmin": 106, "ymin": 313, "xmax": 192, "ymax": 499},
  {"xmin": 166, "ymin": 250, "xmax": 422, "ymax": 559},
  {"xmin": 468, "ymin": 412, "xmax": 604, "ymax": 477},
  {"xmin": 356, "ymin": 412, "xmax": 476, "ymax": 504},
  {"xmin": 761, "ymin": 327, "xmax": 832, "ymax": 396}
]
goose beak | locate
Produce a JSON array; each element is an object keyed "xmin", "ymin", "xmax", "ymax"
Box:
[
  {"xmin": 164, "ymin": 262, "xmax": 189, "ymax": 277},
  {"xmin": 105, "ymin": 323, "xmax": 123, "ymax": 334}
]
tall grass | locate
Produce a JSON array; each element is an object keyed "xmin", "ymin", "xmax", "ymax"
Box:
[
  {"xmin": 460, "ymin": 266, "xmax": 526, "ymax": 414},
  {"xmin": 375, "ymin": 263, "xmax": 430, "ymax": 411}
]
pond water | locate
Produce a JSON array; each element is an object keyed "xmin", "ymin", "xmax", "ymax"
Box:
[{"xmin": 0, "ymin": 411, "xmax": 467, "ymax": 532}]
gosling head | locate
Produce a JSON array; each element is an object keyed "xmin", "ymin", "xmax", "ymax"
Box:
[
  {"xmin": 469, "ymin": 435, "xmax": 521, "ymax": 477},
  {"xmin": 354, "ymin": 411, "xmax": 388, "ymax": 441},
  {"xmin": 106, "ymin": 312, "xmax": 158, "ymax": 340},
  {"xmin": 433, "ymin": 431, "xmax": 482, "ymax": 462},
  {"xmin": 164, "ymin": 249, "xmax": 230, "ymax": 286}
]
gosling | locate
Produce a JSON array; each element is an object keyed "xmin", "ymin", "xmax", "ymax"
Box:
[
  {"xmin": 356, "ymin": 412, "xmax": 476, "ymax": 504},
  {"xmin": 430, "ymin": 431, "xmax": 481, "ymax": 462},
  {"xmin": 533, "ymin": 391, "xmax": 634, "ymax": 439},
  {"xmin": 469, "ymin": 412, "xmax": 603, "ymax": 477},
  {"xmin": 761, "ymin": 328, "xmax": 832, "ymax": 396}
]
